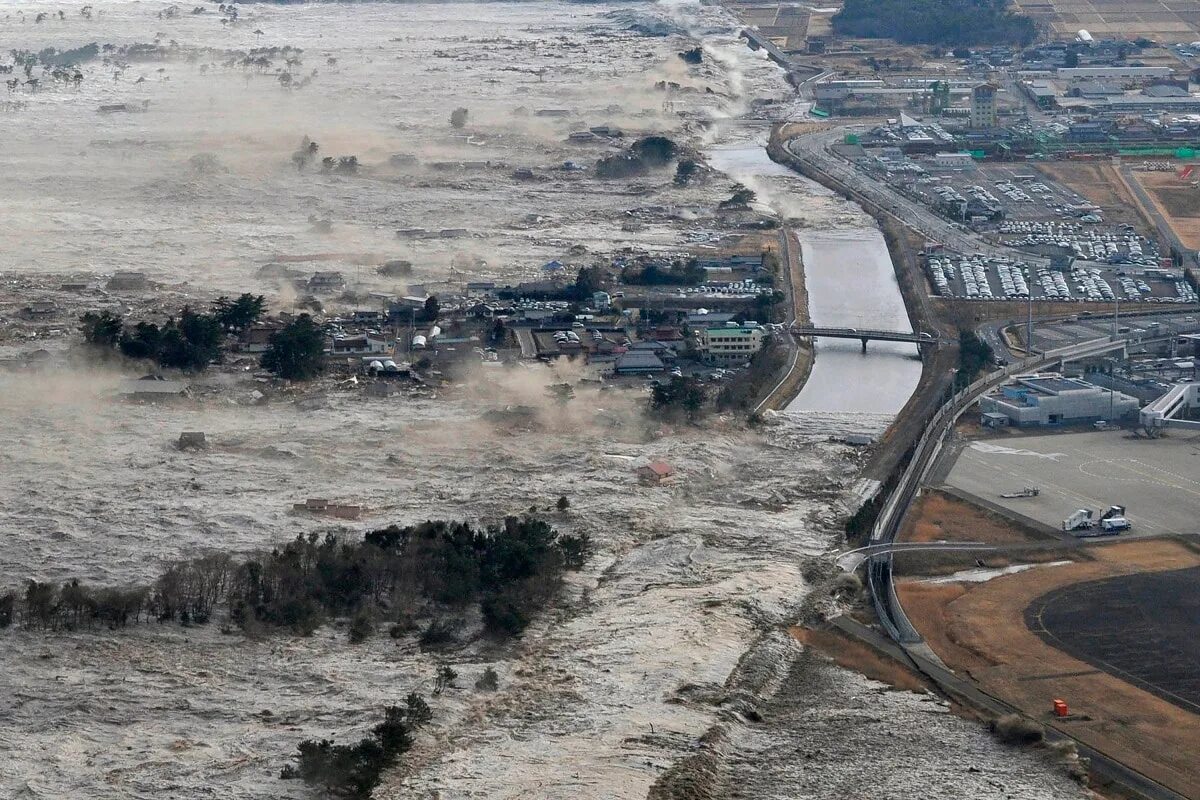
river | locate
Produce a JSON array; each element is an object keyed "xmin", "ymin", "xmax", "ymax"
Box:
[
  {"xmin": 786, "ymin": 228, "xmax": 923, "ymax": 416},
  {"xmin": 706, "ymin": 142, "xmax": 922, "ymax": 422}
]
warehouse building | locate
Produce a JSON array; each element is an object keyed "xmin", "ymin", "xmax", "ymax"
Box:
[
  {"xmin": 978, "ymin": 372, "xmax": 1140, "ymax": 426},
  {"xmin": 1056, "ymin": 66, "xmax": 1172, "ymax": 82}
]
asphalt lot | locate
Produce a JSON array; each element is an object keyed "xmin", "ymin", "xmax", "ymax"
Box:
[
  {"xmin": 1030, "ymin": 312, "xmax": 1200, "ymax": 351},
  {"xmin": 1026, "ymin": 566, "xmax": 1200, "ymax": 714},
  {"xmin": 943, "ymin": 430, "xmax": 1200, "ymax": 537}
]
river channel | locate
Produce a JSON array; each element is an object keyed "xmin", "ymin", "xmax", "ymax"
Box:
[{"xmin": 707, "ymin": 143, "xmax": 922, "ymax": 420}]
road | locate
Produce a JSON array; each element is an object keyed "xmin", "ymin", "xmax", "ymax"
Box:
[
  {"xmin": 832, "ymin": 615, "xmax": 1190, "ymax": 800},
  {"xmin": 782, "ymin": 126, "xmax": 1049, "ymax": 264},
  {"xmin": 865, "ymin": 332, "xmax": 1152, "ymax": 643}
]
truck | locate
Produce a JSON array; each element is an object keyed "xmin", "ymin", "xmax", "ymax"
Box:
[
  {"xmin": 1098, "ymin": 505, "xmax": 1129, "ymax": 533},
  {"xmin": 1066, "ymin": 505, "xmax": 1129, "ymax": 536},
  {"xmin": 1062, "ymin": 509, "xmax": 1094, "ymax": 532}
]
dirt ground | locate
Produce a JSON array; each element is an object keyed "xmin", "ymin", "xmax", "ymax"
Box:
[
  {"xmin": 1009, "ymin": 0, "xmax": 1200, "ymax": 42},
  {"xmin": 791, "ymin": 625, "xmax": 933, "ymax": 694},
  {"xmin": 1036, "ymin": 163, "xmax": 1152, "ymax": 235},
  {"xmin": 899, "ymin": 489, "xmax": 1043, "ymax": 545},
  {"xmin": 900, "ymin": 539, "xmax": 1200, "ymax": 798},
  {"xmin": 1130, "ymin": 169, "xmax": 1200, "ymax": 251}
]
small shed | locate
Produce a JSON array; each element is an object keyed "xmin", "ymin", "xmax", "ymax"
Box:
[
  {"xmin": 981, "ymin": 411, "xmax": 1010, "ymax": 428},
  {"xmin": 637, "ymin": 460, "xmax": 676, "ymax": 485}
]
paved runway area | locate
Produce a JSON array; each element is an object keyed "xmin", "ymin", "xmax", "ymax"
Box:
[{"xmin": 944, "ymin": 430, "xmax": 1200, "ymax": 537}]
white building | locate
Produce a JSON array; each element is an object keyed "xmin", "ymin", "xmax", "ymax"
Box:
[
  {"xmin": 970, "ymin": 84, "xmax": 998, "ymax": 129},
  {"xmin": 929, "ymin": 152, "xmax": 977, "ymax": 171},
  {"xmin": 979, "ymin": 373, "xmax": 1140, "ymax": 426},
  {"xmin": 330, "ymin": 335, "xmax": 391, "ymax": 356},
  {"xmin": 1056, "ymin": 66, "xmax": 1172, "ymax": 82},
  {"xmin": 696, "ymin": 325, "xmax": 766, "ymax": 365}
]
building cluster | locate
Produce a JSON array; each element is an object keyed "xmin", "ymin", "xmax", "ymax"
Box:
[
  {"xmin": 979, "ymin": 372, "xmax": 1141, "ymax": 426},
  {"xmin": 238, "ymin": 249, "xmax": 780, "ymax": 388},
  {"xmin": 820, "ymin": 34, "xmax": 1200, "ymax": 160}
]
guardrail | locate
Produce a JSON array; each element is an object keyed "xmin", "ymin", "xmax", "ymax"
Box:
[{"xmin": 866, "ymin": 333, "xmax": 1137, "ymax": 642}]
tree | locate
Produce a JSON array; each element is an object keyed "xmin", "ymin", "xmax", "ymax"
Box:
[
  {"xmin": 118, "ymin": 321, "xmax": 163, "ymax": 360},
  {"xmin": 434, "ymin": 664, "xmax": 457, "ymax": 694},
  {"xmin": 348, "ymin": 612, "xmax": 374, "ymax": 644},
  {"xmin": 650, "ymin": 376, "xmax": 707, "ymax": 422},
  {"xmin": 449, "ymin": 107, "xmax": 468, "ymax": 128},
  {"xmin": 631, "ymin": 135, "xmax": 678, "ymax": 167},
  {"xmin": 212, "ymin": 293, "xmax": 265, "ymax": 333},
  {"xmin": 292, "ymin": 136, "xmax": 319, "ymax": 171},
  {"xmin": 595, "ymin": 153, "xmax": 647, "ymax": 179},
  {"xmin": 158, "ymin": 308, "xmax": 223, "ymax": 371},
  {"xmin": 474, "ymin": 667, "xmax": 499, "ymax": 692},
  {"xmin": 719, "ymin": 186, "xmax": 756, "ymax": 210},
  {"xmin": 80, "ymin": 311, "xmax": 123, "ymax": 348},
  {"xmin": 556, "ymin": 496, "xmax": 570, "ymax": 512},
  {"xmin": 674, "ymin": 159, "xmax": 699, "ymax": 186},
  {"xmin": 1064, "ymin": 49, "xmax": 1079, "ymax": 68},
  {"xmin": 261, "ymin": 314, "xmax": 326, "ymax": 380},
  {"xmin": 572, "ymin": 266, "xmax": 605, "ymax": 301},
  {"xmin": 956, "ymin": 329, "xmax": 994, "ymax": 388},
  {"xmin": 420, "ymin": 295, "xmax": 440, "ymax": 323}
]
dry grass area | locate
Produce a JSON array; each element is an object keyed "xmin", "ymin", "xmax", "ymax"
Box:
[
  {"xmin": 900, "ymin": 489, "xmax": 1042, "ymax": 545},
  {"xmin": 900, "ymin": 539, "xmax": 1200, "ymax": 798},
  {"xmin": 791, "ymin": 626, "xmax": 933, "ymax": 693},
  {"xmin": 1036, "ymin": 163, "xmax": 1151, "ymax": 234},
  {"xmin": 1130, "ymin": 169, "xmax": 1200, "ymax": 251}
]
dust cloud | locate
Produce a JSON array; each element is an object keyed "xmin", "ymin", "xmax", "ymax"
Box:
[{"xmin": 0, "ymin": 3, "xmax": 1089, "ymax": 800}]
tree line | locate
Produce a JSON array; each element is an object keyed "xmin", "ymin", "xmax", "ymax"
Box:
[
  {"xmin": 81, "ymin": 293, "xmax": 265, "ymax": 372},
  {"xmin": 80, "ymin": 295, "xmax": 329, "ymax": 380},
  {"xmin": 832, "ymin": 0, "xmax": 1038, "ymax": 47},
  {"xmin": 0, "ymin": 516, "xmax": 590, "ymax": 643}
]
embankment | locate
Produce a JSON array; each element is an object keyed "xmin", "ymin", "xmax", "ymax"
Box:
[{"xmin": 767, "ymin": 125, "xmax": 958, "ymax": 484}]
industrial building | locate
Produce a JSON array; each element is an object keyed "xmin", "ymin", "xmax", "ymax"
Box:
[
  {"xmin": 1056, "ymin": 66, "xmax": 1173, "ymax": 82},
  {"xmin": 978, "ymin": 372, "xmax": 1140, "ymax": 426}
]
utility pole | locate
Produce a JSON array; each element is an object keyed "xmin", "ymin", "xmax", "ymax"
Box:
[{"xmin": 1026, "ymin": 292, "xmax": 1033, "ymax": 358}]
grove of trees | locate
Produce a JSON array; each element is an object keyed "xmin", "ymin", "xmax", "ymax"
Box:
[
  {"xmin": 650, "ymin": 375, "xmax": 707, "ymax": 422},
  {"xmin": 956, "ymin": 329, "xmax": 995, "ymax": 388},
  {"xmin": 832, "ymin": 0, "xmax": 1038, "ymax": 47},
  {"xmin": 261, "ymin": 313, "xmax": 326, "ymax": 380},
  {"xmin": 621, "ymin": 258, "xmax": 706, "ymax": 287},
  {"xmin": 80, "ymin": 293, "xmax": 266, "ymax": 372},
  {"xmin": 281, "ymin": 695, "xmax": 432, "ymax": 798},
  {"xmin": 1, "ymin": 516, "xmax": 592, "ymax": 643}
]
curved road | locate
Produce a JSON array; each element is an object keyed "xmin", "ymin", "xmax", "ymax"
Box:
[{"xmin": 784, "ymin": 127, "xmax": 1051, "ymax": 265}]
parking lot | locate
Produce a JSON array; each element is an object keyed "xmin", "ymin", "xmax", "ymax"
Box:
[
  {"xmin": 926, "ymin": 253, "xmax": 1197, "ymax": 303},
  {"xmin": 996, "ymin": 219, "xmax": 1159, "ymax": 265},
  {"xmin": 908, "ymin": 163, "xmax": 1105, "ymax": 226},
  {"xmin": 943, "ymin": 430, "xmax": 1200, "ymax": 538}
]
